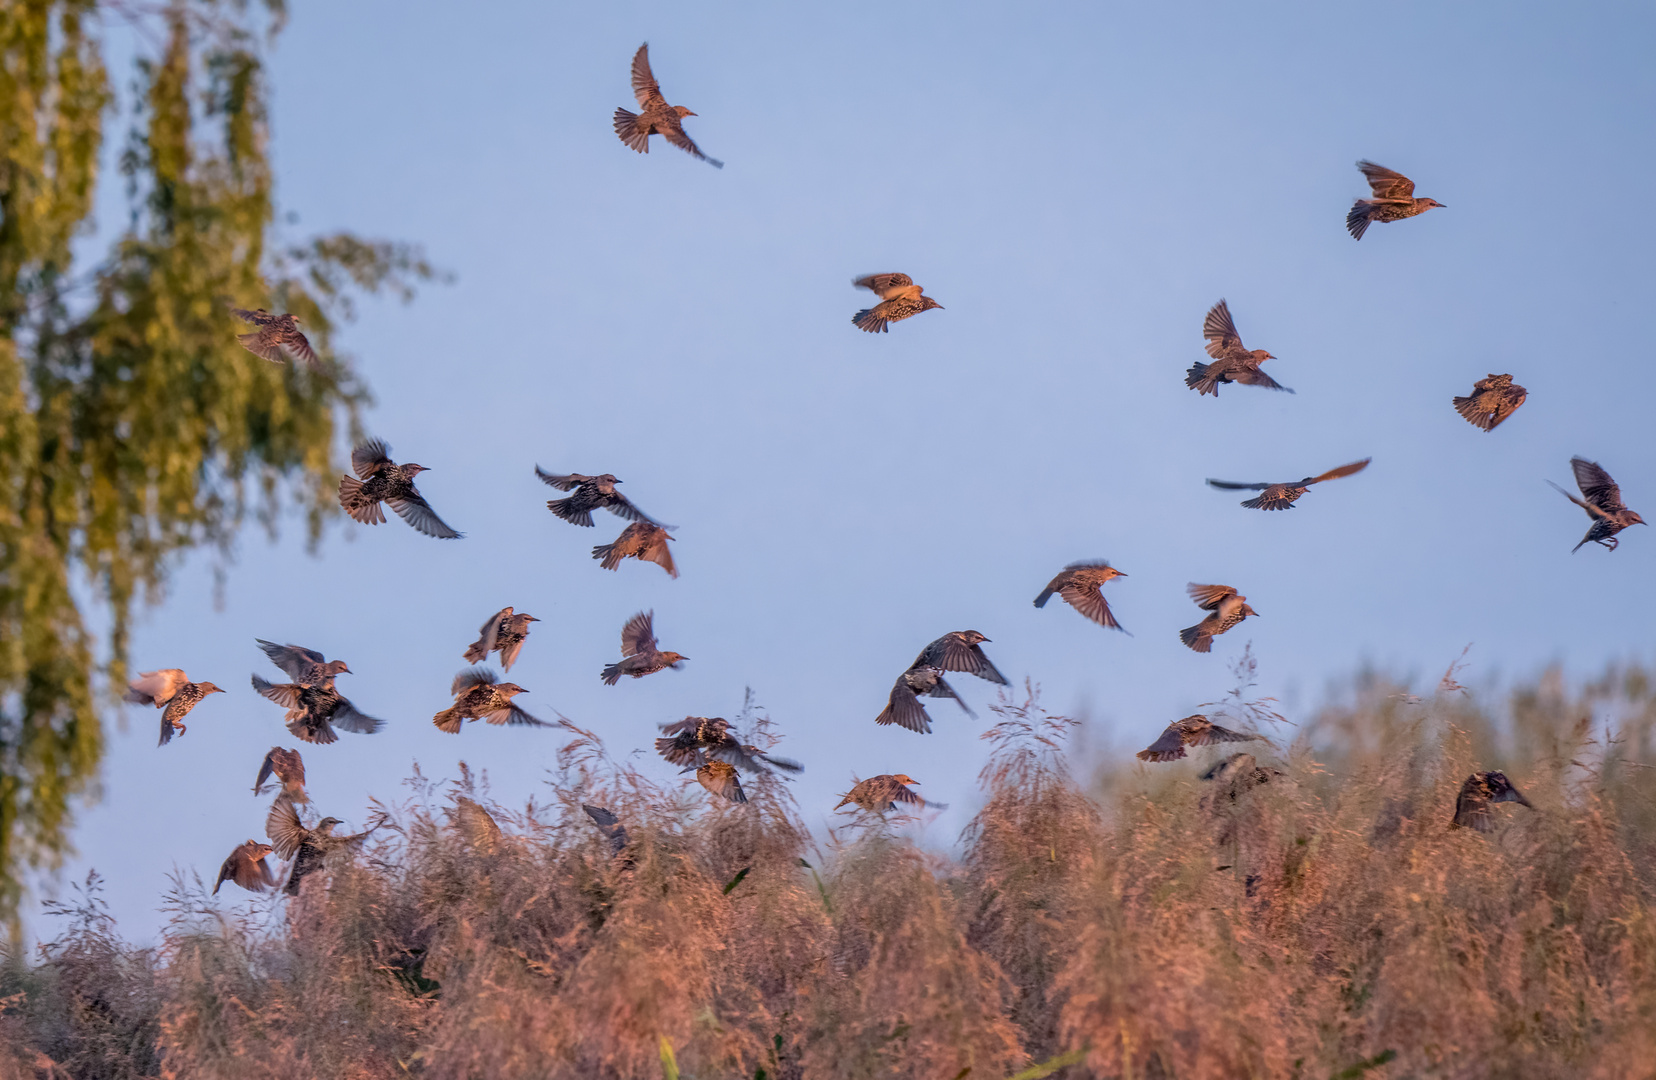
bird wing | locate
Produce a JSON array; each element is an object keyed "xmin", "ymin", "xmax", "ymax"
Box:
[
  {"xmin": 265, "ymin": 796, "xmax": 308, "ymax": 859},
  {"xmin": 639, "ymin": 527, "xmax": 677, "ymax": 577},
  {"xmin": 921, "ymin": 673, "xmax": 976, "ymax": 718},
  {"xmin": 351, "ymin": 439, "xmax": 392, "ymax": 479},
  {"xmin": 330, "ymin": 698, "xmax": 385, "ymax": 735},
  {"xmin": 1188, "ymin": 721, "xmax": 1258, "ymax": 746},
  {"xmin": 1186, "ymin": 583, "xmax": 1238, "ymax": 611},
  {"xmin": 251, "ymin": 674, "xmax": 302, "ymax": 708},
  {"xmin": 660, "ymin": 122, "xmax": 722, "ymax": 168},
  {"xmin": 877, "ymin": 677, "xmax": 932, "ymax": 733},
  {"xmin": 482, "ymin": 704, "xmax": 550, "ymax": 727},
  {"xmin": 629, "ymin": 43, "xmax": 663, "ymax": 106},
  {"xmin": 605, "ymin": 491, "xmax": 661, "ymax": 526},
  {"xmin": 272, "ymin": 747, "xmax": 305, "ymax": 789},
  {"xmin": 1202, "ymin": 300, "xmax": 1244, "ymax": 357},
  {"xmin": 256, "ymin": 640, "xmax": 326, "ymax": 681},
  {"xmin": 453, "ymin": 796, "xmax": 503, "ymax": 843},
  {"xmin": 281, "ymin": 332, "xmax": 319, "ymax": 367},
  {"xmin": 388, "ymin": 495, "xmax": 463, "ymax": 539},
  {"xmin": 620, "ymin": 611, "xmax": 658, "ymax": 656},
  {"xmin": 254, "ymin": 748, "xmax": 280, "ymax": 794},
  {"xmin": 230, "ymin": 307, "xmax": 278, "ymax": 325},
  {"xmin": 451, "ymin": 666, "xmax": 498, "ymax": 696},
  {"xmin": 231, "ymin": 845, "xmax": 273, "ymax": 891},
  {"xmin": 534, "ymin": 467, "xmax": 586, "ymax": 491},
  {"xmin": 128, "ymin": 668, "xmax": 188, "ymax": 705},
  {"xmin": 657, "ymin": 716, "xmax": 703, "ymax": 737},
  {"xmin": 497, "ymin": 635, "xmax": 527, "ymax": 672},
  {"xmin": 696, "ymin": 763, "xmax": 747, "ymax": 803},
  {"xmin": 1230, "ymin": 367, "xmax": 1291, "ymax": 392},
  {"xmin": 853, "ymin": 273, "xmax": 914, "ymax": 296},
  {"xmin": 1059, "ymin": 583, "xmax": 1121, "ymax": 630},
  {"xmin": 475, "ymin": 609, "xmax": 509, "ymax": 656},
  {"xmin": 925, "ymin": 635, "xmax": 1009, "ymax": 685},
  {"xmin": 1136, "ymin": 724, "xmax": 1188, "ymax": 762},
  {"xmin": 1357, "ymin": 160, "xmax": 1415, "ymax": 199},
  {"xmin": 1308, "ymin": 458, "xmax": 1372, "ymax": 485},
  {"xmin": 1571, "ymin": 457, "xmax": 1627, "ymax": 514},
  {"xmin": 1206, "ymin": 478, "xmax": 1273, "ymax": 491}
]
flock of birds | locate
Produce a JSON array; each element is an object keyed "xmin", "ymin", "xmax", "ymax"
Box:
[{"xmin": 133, "ymin": 43, "xmax": 1624, "ymax": 897}]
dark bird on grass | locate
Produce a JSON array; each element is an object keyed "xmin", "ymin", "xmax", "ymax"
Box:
[
  {"xmin": 1179, "ymin": 583, "xmax": 1257, "ymax": 654},
  {"xmin": 1548, "ymin": 456, "xmax": 1644, "ymax": 552},
  {"xmin": 1185, "ymin": 300, "xmax": 1292, "ymax": 396},
  {"xmin": 583, "ymin": 804, "xmax": 630, "ymax": 856},
  {"xmin": 213, "ymin": 840, "xmax": 276, "ymax": 895},
  {"xmin": 1451, "ymin": 771, "xmax": 1533, "ymax": 832},
  {"xmin": 1453, "ymin": 374, "xmax": 1527, "ymax": 432},
  {"xmin": 338, "ymin": 439, "xmax": 462, "ymax": 539},
  {"xmin": 450, "ymin": 796, "xmax": 503, "ymax": 852},
  {"xmin": 613, "ymin": 43, "xmax": 722, "ymax": 167},
  {"xmin": 535, "ymin": 468, "xmax": 661, "ymax": 528},
  {"xmin": 1207, "ymin": 457, "xmax": 1371, "ymax": 510},
  {"xmin": 655, "ymin": 716, "xmax": 803, "ymax": 776},
  {"xmin": 690, "ymin": 760, "xmax": 747, "ymax": 803},
  {"xmin": 463, "ymin": 606, "xmax": 540, "ymax": 672},
  {"xmin": 266, "ymin": 794, "xmax": 377, "ymax": 896},
  {"xmin": 911, "ymin": 631, "xmax": 1007, "ymax": 685},
  {"xmin": 1347, "ymin": 161, "xmax": 1445, "ymax": 240},
  {"xmin": 875, "ymin": 666, "xmax": 972, "ymax": 735},
  {"xmin": 593, "ymin": 521, "xmax": 678, "ymax": 578},
  {"xmin": 601, "ymin": 610, "xmax": 688, "ymax": 684},
  {"xmin": 255, "ymin": 640, "xmax": 350, "ymax": 686},
  {"xmin": 1034, "ymin": 561, "xmax": 1129, "ymax": 631},
  {"xmin": 432, "ymin": 667, "xmax": 547, "ymax": 734},
  {"xmin": 835, "ymin": 774, "xmax": 945, "ymax": 814},
  {"xmin": 252, "ymin": 674, "xmax": 385, "ymax": 745},
  {"xmin": 253, "ymin": 747, "xmax": 308, "ymax": 803},
  {"xmin": 230, "ymin": 307, "xmax": 317, "ymax": 366},
  {"xmin": 124, "ymin": 669, "xmax": 225, "ymax": 746},
  {"xmin": 1137, "ymin": 715, "xmax": 1260, "ymax": 763},
  {"xmin": 851, "ymin": 273, "xmax": 944, "ymax": 333}
]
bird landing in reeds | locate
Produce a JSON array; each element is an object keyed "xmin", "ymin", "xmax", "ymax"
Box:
[
  {"xmin": 851, "ymin": 273, "xmax": 943, "ymax": 333},
  {"xmin": 213, "ymin": 840, "xmax": 276, "ymax": 895},
  {"xmin": 1034, "ymin": 561, "xmax": 1129, "ymax": 631},
  {"xmin": 1451, "ymin": 771, "xmax": 1533, "ymax": 832},
  {"xmin": 1136, "ymin": 715, "xmax": 1260, "ymax": 763},
  {"xmin": 835, "ymin": 774, "xmax": 944, "ymax": 814},
  {"xmin": 1548, "ymin": 456, "xmax": 1644, "ymax": 552},
  {"xmin": 1207, "ymin": 457, "xmax": 1371, "ymax": 510},
  {"xmin": 1347, "ymin": 161, "xmax": 1444, "ymax": 240},
  {"xmin": 613, "ymin": 44, "xmax": 722, "ymax": 167},
  {"xmin": 1453, "ymin": 374, "xmax": 1527, "ymax": 432},
  {"xmin": 1186, "ymin": 300, "xmax": 1292, "ymax": 396},
  {"xmin": 875, "ymin": 666, "xmax": 972, "ymax": 734}
]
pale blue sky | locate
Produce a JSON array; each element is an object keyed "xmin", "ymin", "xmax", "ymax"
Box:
[{"xmin": 32, "ymin": 1, "xmax": 1656, "ymax": 940}]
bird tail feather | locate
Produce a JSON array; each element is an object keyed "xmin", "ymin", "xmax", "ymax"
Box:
[
  {"xmin": 592, "ymin": 541, "xmax": 623, "ymax": 570},
  {"xmin": 851, "ymin": 308, "xmax": 888, "ymax": 333},
  {"xmin": 1452, "ymin": 395, "xmax": 1493, "ymax": 430},
  {"xmin": 1346, "ymin": 202, "xmax": 1373, "ymax": 240},
  {"xmin": 237, "ymin": 332, "xmax": 284, "ymax": 362},
  {"xmin": 1033, "ymin": 587, "xmax": 1055, "ymax": 609},
  {"xmin": 1180, "ymin": 625, "xmax": 1212, "ymax": 653},
  {"xmin": 600, "ymin": 663, "xmax": 624, "ymax": 686},
  {"xmin": 337, "ymin": 475, "xmax": 386, "ymax": 524},
  {"xmin": 432, "ymin": 707, "xmax": 465, "ymax": 735},
  {"xmin": 1184, "ymin": 361, "xmax": 1219, "ymax": 395},
  {"xmin": 613, "ymin": 108, "xmax": 649, "ymax": 153}
]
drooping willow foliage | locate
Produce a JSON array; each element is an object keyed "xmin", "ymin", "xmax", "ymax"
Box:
[{"xmin": 0, "ymin": 0, "xmax": 438, "ymax": 930}]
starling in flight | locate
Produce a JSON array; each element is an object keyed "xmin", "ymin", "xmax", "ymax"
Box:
[
  {"xmin": 690, "ymin": 760, "xmax": 747, "ymax": 803},
  {"xmin": 875, "ymin": 666, "xmax": 972, "ymax": 735},
  {"xmin": 1207, "ymin": 457, "xmax": 1371, "ymax": 510},
  {"xmin": 252, "ymin": 673, "xmax": 385, "ymax": 745},
  {"xmin": 265, "ymin": 794, "xmax": 376, "ymax": 896},
  {"xmin": 582, "ymin": 804, "xmax": 630, "ymax": 857},
  {"xmin": 464, "ymin": 606, "xmax": 540, "ymax": 672},
  {"xmin": 1179, "ymin": 583, "xmax": 1257, "ymax": 654},
  {"xmin": 614, "ymin": 44, "xmax": 722, "ymax": 167},
  {"xmin": 1451, "ymin": 771, "xmax": 1533, "ymax": 832},
  {"xmin": 213, "ymin": 840, "xmax": 276, "ymax": 895},
  {"xmin": 1346, "ymin": 161, "xmax": 1445, "ymax": 240},
  {"xmin": 1136, "ymin": 715, "xmax": 1260, "ymax": 763},
  {"xmin": 1185, "ymin": 300, "xmax": 1292, "ymax": 396},
  {"xmin": 338, "ymin": 439, "xmax": 462, "ymax": 539},
  {"xmin": 1034, "ymin": 561, "xmax": 1129, "ymax": 631},
  {"xmin": 255, "ymin": 640, "xmax": 350, "ymax": 686},
  {"xmin": 911, "ymin": 631, "xmax": 1007, "ymax": 685},
  {"xmin": 124, "ymin": 669, "xmax": 225, "ymax": 746},
  {"xmin": 835, "ymin": 774, "xmax": 945, "ymax": 814},
  {"xmin": 851, "ymin": 273, "xmax": 944, "ymax": 334},
  {"xmin": 655, "ymin": 716, "xmax": 803, "ymax": 777},
  {"xmin": 535, "ymin": 469, "xmax": 660, "ymax": 529},
  {"xmin": 1452, "ymin": 374, "xmax": 1527, "ymax": 432},
  {"xmin": 1548, "ymin": 456, "xmax": 1645, "ymax": 552},
  {"xmin": 600, "ymin": 610, "xmax": 688, "ymax": 684},
  {"xmin": 432, "ymin": 667, "xmax": 547, "ymax": 734},
  {"xmin": 230, "ymin": 307, "xmax": 318, "ymax": 366},
  {"xmin": 593, "ymin": 521, "xmax": 678, "ymax": 578},
  {"xmin": 253, "ymin": 746, "xmax": 308, "ymax": 803}
]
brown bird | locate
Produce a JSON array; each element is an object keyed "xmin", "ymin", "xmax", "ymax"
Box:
[
  {"xmin": 213, "ymin": 840, "xmax": 276, "ymax": 895},
  {"xmin": 255, "ymin": 640, "xmax": 350, "ymax": 686},
  {"xmin": 1179, "ymin": 583, "xmax": 1258, "ymax": 654},
  {"xmin": 835, "ymin": 774, "xmax": 945, "ymax": 814},
  {"xmin": 613, "ymin": 43, "xmax": 722, "ymax": 167},
  {"xmin": 690, "ymin": 760, "xmax": 747, "ymax": 803},
  {"xmin": 1549, "ymin": 457, "xmax": 1645, "ymax": 552},
  {"xmin": 1452, "ymin": 374, "xmax": 1527, "ymax": 432},
  {"xmin": 432, "ymin": 667, "xmax": 547, "ymax": 734},
  {"xmin": 463, "ymin": 606, "xmax": 540, "ymax": 672},
  {"xmin": 875, "ymin": 666, "xmax": 972, "ymax": 735},
  {"xmin": 582, "ymin": 804, "xmax": 630, "ymax": 856},
  {"xmin": 124, "ymin": 669, "xmax": 225, "ymax": 747},
  {"xmin": 600, "ymin": 610, "xmax": 688, "ymax": 684},
  {"xmin": 338, "ymin": 438, "xmax": 462, "ymax": 539},
  {"xmin": 252, "ymin": 747, "xmax": 308, "ymax": 803},
  {"xmin": 592, "ymin": 521, "xmax": 678, "ymax": 578},
  {"xmin": 1185, "ymin": 300, "xmax": 1292, "ymax": 396},
  {"xmin": 1346, "ymin": 161, "xmax": 1445, "ymax": 240},
  {"xmin": 655, "ymin": 716, "xmax": 803, "ymax": 776},
  {"xmin": 230, "ymin": 307, "xmax": 318, "ymax": 366},
  {"xmin": 265, "ymin": 794, "xmax": 376, "ymax": 896},
  {"xmin": 851, "ymin": 273, "xmax": 944, "ymax": 333},
  {"xmin": 1136, "ymin": 715, "xmax": 1260, "ymax": 763},
  {"xmin": 1207, "ymin": 457, "xmax": 1371, "ymax": 510},
  {"xmin": 535, "ymin": 468, "xmax": 660, "ymax": 528},
  {"xmin": 252, "ymin": 674, "xmax": 385, "ymax": 745},
  {"xmin": 911, "ymin": 631, "xmax": 1007, "ymax": 685},
  {"xmin": 1034, "ymin": 561, "xmax": 1129, "ymax": 631},
  {"xmin": 450, "ymin": 796, "xmax": 503, "ymax": 853},
  {"xmin": 1451, "ymin": 771, "xmax": 1533, "ymax": 832}
]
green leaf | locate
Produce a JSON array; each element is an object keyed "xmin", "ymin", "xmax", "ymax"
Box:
[
  {"xmin": 723, "ymin": 867, "xmax": 751, "ymax": 895},
  {"xmin": 1005, "ymin": 1048, "xmax": 1087, "ymax": 1080}
]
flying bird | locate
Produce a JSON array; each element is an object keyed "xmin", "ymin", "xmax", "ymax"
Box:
[
  {"xmin": 1206, "ymin": 458, "xmax": 1371, "ymax": 510},
  {"xmin": 835, "ymin": 774, "xmax": 945, "ymax": 814},
  {"xmin": 253, "ymin": 747, "xmax": 308, "ymax": 803},
  {"xmin": 463, "ymin": 607, "xmax": 540, "ymax": 672},
  {"xmin": 1185, "ymin": 300, "xmax": 1292, "ymax": 396},
  {"xmin": 911, "ymin": 631, "xmax": 1007, "ymax": 685},
  {"xmin": 230, "ymin": 307, "xmax": 317, "ymax": 366},
  {"xmin": 592, "ymin": 521, "xmax": 678, "ymax": 578},
  {"xmin": 255, "ymin": 640, "xmax": 350, "ymax": 686},
  {"xmin": 124, "ymin": 669, "xmax": 224, "ymax": 746},
  {"xmin": 1451, "ymin": 771, "xmax": 1533, "ymax": 832},
  {"xmin": 654, "ymin": 716, "xmax": 803, "ymax": 777},
  {"xmin": 1034, "ymin": 561, "xmax": 1129, "ymax": 631},
  {"xmin": 1548, "ymin": 457, "xmax": 1645, "ymax": 552},
  {"xmin": 338, "ymin": 438, "xmax": 462, "ymax": 539},
  {"xmin": 252, "ymin": 674, "xmax": 385, "ymax": 745},
  {"xmin": 851, "ymin": 273, "xmax": 944, "ymax": 334},
  {"xmin": 213, "ymin": 840, "xmax": 276, "ymax": 895},
  {"xmin": 1452, "ymin": 374, "xmax": 1527, "ymax": 432},
  {"xmin": 1346, "ymin": 161, "xmax": 1445, "ymax": 240},
  {"xmin": 432, "ymin": 667, "xmax": 547, "ymax": 734},
  {"xmin": 875, "ymin": 666, "xmax": 972, "ymax": 735},
  {"xmin": 582, "ymin": 804, "xmax": 630, "ymax": 857},
  {"xmin": 1136, "ymin": 715, "xmax": 1260, "ymax": 763},
  {"xmin": 1179, "ymin": 583, "xmax": 1257, "ymax": 654},
  {"xmin": 613, "ymin": 43, "xmax": 722, "ymax": 167},
  {"xmin": 265, "ymin": 795, "xmax": 377, "ymax": 896},
  {"xmin": 535, "ymin": 469, "xmax": 660, "ymax": 529},
  {"xmin": 600, "ymin": 610, "xmax": 688, "ymax": 684},
  {"xmin": 450, "ymin": 796, "xmax": 503, "ymax": 853}
]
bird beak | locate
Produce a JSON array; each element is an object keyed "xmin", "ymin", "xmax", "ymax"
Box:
[
  {"xmin": 1116, "ymin": 571, "xmax": 1129, "ymax": 577},
  {"xmin": 1516, "ymin": 792, "xmax": 1534, "ymax": 808},
  {"xmin": 684, "ymin": 110, "xmax": 697, "ymax": 117},
  {"xmin": 529, "ymin": 616, "xmax": 541, "ymax": 621}
]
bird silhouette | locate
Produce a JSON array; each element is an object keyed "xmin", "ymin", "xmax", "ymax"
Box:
[
  {"xmin": 1346, "ymin": 161, "xmax": 1444, "ymax": 240},
  {"xmin": 432, "ymin": 667, "xmax": 546, "ymax": 734},
  {"xmin": 1034, "ymin": 561, "xmax": 1129, "ymax": 631},
  {"xmin": 535, "ymin": 469, "xmax": 660, "ymax": 528},
  {"xmin": 582, "ymin": 804, "xmax": 630, "ymax": 857},
  {"xmin": 213, "ymin": 840, "xmax": 276, "ymax": 895},
  {"xmin": 1179, "ymin": 583, "xmax": 1257, "ymax": 654},
  {"xmin": 600, "ymin": 610, "xmax": 688, "ymax": 684},
  {"xmin": 1549, "ymin": 457, "xmax": 1645, "ymax": 552},
  {"xmin": 851, "ymin": 273, "xmax": 944, "ymax": 333},
  {"xmin": 875, "ymin": 666, "xmax": 972, "ymax": 735},
  {"xmin": 124, "ymin": 669, "xmax": 224, "ymax": 746},
  {"xmin": 265, "ymin": 794, "xmax": 376, "ymax": 896},
  {"xmin": 613, "ymin": 43, "xmax": 722, "ymax": 167},
  {"xmin": 252, "ymin": 673, "xmax": 384, "ymax": 745},
  {"xmin": 1136, "ymin": 715, "xmax": 1260, "ymax": 762},
  {"xmin": 592, "ymin": 521, "xmax": 678, "ymax": 578},
  {"xmin": 1452, "ymin": 374, "xmax": 1527, "ymax": 432},
  {"xmin": 255, "ymin": 640, "xmax": 350, "ymax": 686},
  {"xmin": 835, "ymin": 774, "xmax": 945, "ymax": 814},
  {"xmin": 912, "ymin": 631, "xmax": 1007, "ymax": 685},
  {"xmin": 1185, "ymin": 300, "xmax": 1292, "ymax": 396},
  {"xmin": 230, "ymin": 307, "xmax": 317, "ymax": 366},
  {"xmin": 463, "ymin": 607, "xmax": 540, "ymax": 672},
  {"xmin": 1451, "ymin": 771, "xmax": 1533, "ymax": 832},
  {"xmin": 1207, "ymin": 458, "xmax": 1371, "ymax": 510},
  {"xmin": 252, "ymin": 747, "xmax": 308, "ymax": 803},
  {"xmin": 338, "ymin": 439, "xmax": 461, "ymax": 539}
]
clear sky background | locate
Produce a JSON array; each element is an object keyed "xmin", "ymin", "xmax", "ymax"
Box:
[{"xmin": 31, "ymin": 1, "xmax": 1656, "ymax": 942}]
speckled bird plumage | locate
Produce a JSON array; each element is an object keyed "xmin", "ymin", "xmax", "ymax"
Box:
[
  {"xmin": 1451, "ymin": 771, "xmax": 1533, "ymax": 832},
  {"xmin": 851, "ymin": 273, "xmax": 944, "ymax": 333},
  {"xmin": 124, "ymin": 669, "xmax": 224, "ymax": 746},
  {"xmin": 1034, "ymin": 561, "xmax": 1129, "ymax": 631},
  {"xmin": 592, "ymin": 521, "xmax": 678, "ymax": 577},
  {"xmin": 1179, "ymin": 584, "xmax": 1257, "ymax": 654},
  {"xmin": 835, "ymin": 774, "xmax": 944, "ymax": 814},
  {"xmin": 432, "ymin": 666, "xmax": 547, "ymax": 733},
  {"xmin": 1207, "ymin": 457, "xmax": 1372, "ymax": 510},
  {"xmin": 600, "ymin": 610, "xmax": 687, "ymax": 684},
  {"xmin": 252, "ymin": 673, "xmax": 385, "ymax": 745},
  {"xmin": 536, "ymin": 468, "xmax": 660, "ymax": 528},
  {"xmin": 613, "ymin": 44, "xmax": 722, "ymax": 167},
  {"xmin": 231, "ymin": 307, "xmax": 317, "ymax": 366},
  {"xmin": 1346, "ymin": 161, "xmax": 1445, "ymax": 240},
  {"xmin": 338, "ymin": 438, "xmax": 462, "ymax": 539},
  {"xmin": 1136, "ymin": 715, "xmax": 1260, "ymax": 763},
  {"xmin": 1452, "ymin": 374, "xmax": 1527, "ymax": 432},
  {"xmin": 655, "ymin": 716, "xmax": 803, "ymax": 777},
  {"xmin": 213, "ymin": 840, "xmax": 276, "ymax": 895},
  {"xmin": 1185, "ymin": 300, "xmax": 1292, "ymax": 395},
  {"xmin": 1549, "ymin": 456, "xmax": 1645, "ymax": 552},
  {"xmin": 266, "ymin": 795, "xmax": 376, "ymax": 896},
  {"xmin": 464, "ymin": 607, "xmax": 540, "ymax": 672},
  {"xmin": 875, "ymin": 666, "xmax": 973, "ymax": 735}
]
